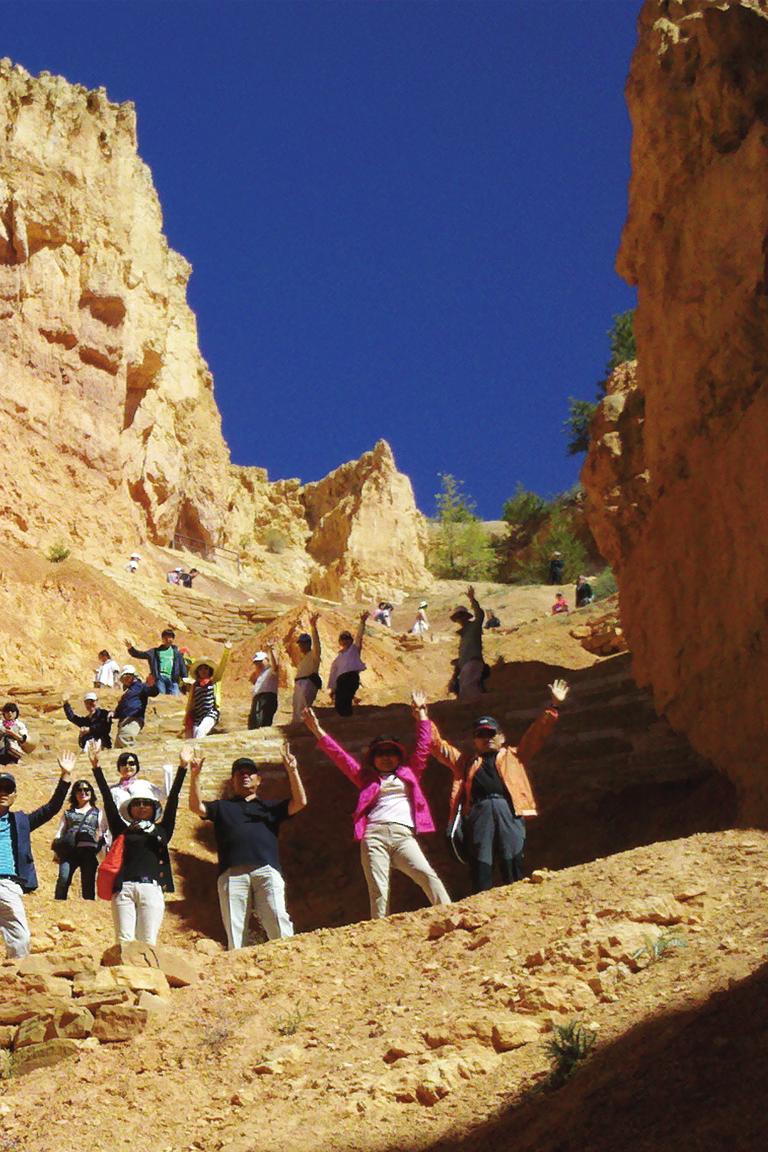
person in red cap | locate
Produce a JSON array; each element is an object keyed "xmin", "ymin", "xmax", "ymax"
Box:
[
  {"xmin": 428, "ymin": 679, "xmax": 569, "ymax": 892},
  {"xmin": 302, "ymin": 691, "xmax": 450, "ymax": 919},
  {"xmin": 449, "ymin": 585, "xmax": 486, "ymax": 702}
]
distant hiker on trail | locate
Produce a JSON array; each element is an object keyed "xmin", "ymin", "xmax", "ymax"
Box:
[
  {"xmin": 410, "ymin": 601, "xmax": 429, "ymax": 637},
  {"xmin": 113, "ymin": 666, "xmax": 159, "ymax": 748},
  {"xmin": 484, "ymin": 610, "xmax": 501, "ymax": 630},
  {"xmin": 53, "ymin": 778, "xmax": 104, "ymax": 902},
  {"xmin": 428, "ymin": 679, "xmax": 569, "ymax": 893},
  {"xmin": 328, "ymin": 612, "xmax": 369, "ymax": 716},
  {"xmin": 188, "ymin": 744, "xmax": 307, "ymax": 948},
  {"xmin": 449, "ymin": 586, "xmax": 486, "ymax": 702},
  {"xmin": 90, "ymin": 740, "xmax": 188, "ymax": 945},
  {"xmin": 183, "ymin": 644, "xmax": 232, "ymax": 739},
  {"xmin": 0, "ymin": 703, "xmax": 28, "ymax": 766},
  {"xmin": 249, "ymin": 645, "xmax": 279, "ymax": 729},
  {"xmin": 0, "ymin": 753, "xmax": 73, "ymax": 957},
  {"xmin": 548, "ymin": 552, "xmax": 564, "ymax": 585},
  {"xmin": 62, "ymin": 692, "xmax": 113, "ymax": 750},
  {"xmin": 94, "ymin": 649, "xmax": 121, "ymax": 689},
  {"xmin": 125, "ymin": 628, "xmax": 186, "ymax": 696},
  {"xmin": 292, "ymin": 613, "xmax": 322, "ymax": 723},
  {"xmin": 166, "ymin": 567, "xmax": 183, "ymax": 585},
  {"xmin": 575, "ymin": 575, "xmax": 594, "ymax": 608},
  {"xmin": 180, "ymin": 568, "xmax": 198, "ymax": 589},
  {"xmin": 551, "ymin": 592, "xmax": 569, "ymax": 615},
  {"xmin": 303, "ymin": 691, "xmax": 450, "ymax": 919},
  {"xmin": 126, "ymin": 552, "xmax": 141, "ymax": 575},
  {"xmin": 373, "ymin": 601, "xmax": 393, "ymax": 627}
]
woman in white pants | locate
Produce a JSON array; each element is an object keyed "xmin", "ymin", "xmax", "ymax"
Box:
[
  {"xmin": 92, "ymin": 744, "xmax": 190, "ymax": 944},
  {"xmin": 303, "ymin": 692, "xmax": 450, "ymax": 919}
]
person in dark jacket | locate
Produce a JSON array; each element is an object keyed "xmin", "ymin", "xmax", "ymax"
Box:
[
  {"xmin": 90, "ymin": 740, "xmax": 188, "ymax": 944},
  {"xmin": 548, "ymin": 552, "xmax": 565, "ymax": 585},
  {"xmin": 125, "ymin": 629, "xmax": 186, "ymax": 695},
  {"xmin": 0, "ymin": 753, "xmax": 73, "ymax": 956},
  {"xmin": 113, "ymin": 666, "xmax": 159, "ymax": 747},
  {"xmin": 53, "ymin": 778, "xmax": 103, "ymax": 901},
  {"xmin": 62, "ymin": 693, "xmax": 113, "ymax": 749},
  {"xmin": 575, "ymin": 575, "xmax": 594, "ymax": 608}
]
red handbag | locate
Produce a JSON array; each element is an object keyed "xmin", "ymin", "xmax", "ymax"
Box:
[{"xmin": 96, "ymin": 834, "xmax": 125, "ymax": 900}]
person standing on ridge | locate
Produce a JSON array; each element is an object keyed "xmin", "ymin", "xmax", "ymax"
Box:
[
  {"xmin": 249, "ymin": 645, "xmax": 280, "ymax": 729},
  {"xmin": 188, "ymin": 744, "xmax": 307, "ymax": 948},
  {"xmin": 449, "ymin": 586, "xmax": 486, "ymax": 702},
  {"xmin": 428, "ymin": 680, "xmax": 569, "ymax": 892},
  {"xmin": 125, "ymin": 629, "xmax": 186, "ymax": 696},
  {"xmin": 113, "ymin": 666, "xmax": 159, "ymax": 747},
  {"xmin": 302, "ymin": 691, "xmax": 450, "ymax": 919},
  {"xmin": 0, "ymin": 753, "xmax": 73, "ymax": 956},
  {"xmin": 328, "ymin": 612, "xmax": 369, "ymax": 717},
  {"xmin": 292, "ymin": 613, "xmax": 322, "ymax": 723}
]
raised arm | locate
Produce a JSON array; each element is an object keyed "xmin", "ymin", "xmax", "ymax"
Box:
[
  {"xmin": 213, "ymin": 643, "xmax": 232, "ymax": 683},
  {"xmin": 88, "ymin": 740, "xmax": 123, "ymax": 836},
  {"xmin": 187, "ymin": 746, "xmax": 207, "ymax": 818},
  {"xmin": 282, "ymin": 742, "xmax": 307, "ymax": 816},
  {"xmin": 160, "ymin": 751, "xmax": 189, "ymax": 839},
  {"xmin": 409, "ymin": 690, "xmax": 432, "ymax": 775},
  {"xmin": 28, "ymin": 752, "xmax": 73, "ymax": 830},
  {"xmin": 309, "ymin": 613, "xmax": 321, "ymax": 655},
  {"xmin": 516, "ymin": 679, "xmax": 569, "ymax": 765},
  {"xmin": 467, "ymin": 585, "xmax": 485, "ymax": 627},
  {"xmin": 302, "ymin": 706, "xmax": 364, "ymax": 786},
  {"xmin": 126, "ymin": 642, "xmax": 151, "ymax": 662},
  {"xmin": 354, "ymin": 611, "xmax": 369, "ymax": 652},
  {"xmin": 428, "ymin": 716, "xmax": 463, "ymax": 773},
  {"xmin": 62, "ymin": 699, "xmax": 87, "ymax": 728},
  {"xmin": 267, "ymin": 644, "xmax": 279, "ymax": 673}
]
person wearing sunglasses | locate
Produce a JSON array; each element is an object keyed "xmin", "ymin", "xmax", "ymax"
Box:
[{"xmin": 53, "ymin": 779, "xmax": 103, "ymax": 901}]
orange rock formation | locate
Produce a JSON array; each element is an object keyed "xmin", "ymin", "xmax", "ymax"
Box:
[
  {"xmin": 582, "ymin": 0, "xmax": 768, "ymax": 819},
  {"xmin": 0, "ymin": 60, "xmax": 429, "ymax": 600}
]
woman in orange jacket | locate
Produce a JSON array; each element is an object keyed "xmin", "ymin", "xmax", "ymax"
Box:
[{"xmin": 429, "ymin": 679, "xmax": 569, "ymax": 892}]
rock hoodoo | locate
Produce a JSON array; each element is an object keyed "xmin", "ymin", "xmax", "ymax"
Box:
[
  {"xmin": 0, "ymin": 60, "xmax": 429, "ymax": 598},
  {"xmin": 583, "ymin": 0, "xmax": 768, "ymax": 818}
]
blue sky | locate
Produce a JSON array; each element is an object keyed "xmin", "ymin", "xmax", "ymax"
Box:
[{"xmin": 5, "ymin": 0, "xmax": 639, "ymax": 518}]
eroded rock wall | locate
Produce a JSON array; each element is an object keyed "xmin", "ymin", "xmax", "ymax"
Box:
[
  {"xmin": 0, "ymin": 61, "xmax": 429, "ymax": 598},
  {"xmin": 583, "ymin": 0, "xmax": 768, "ymax": 818}
]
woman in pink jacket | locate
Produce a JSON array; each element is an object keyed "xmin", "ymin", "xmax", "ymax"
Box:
[{"xmin": 302, "ymin": 690, "xmax": 450, "ymax": 918}]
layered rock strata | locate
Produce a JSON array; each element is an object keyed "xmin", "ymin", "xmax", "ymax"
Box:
[
  {"xmin": 583, "ymin": 0, "xmax": 768, "ymax": 817},
  {"xmin": 0, "ymin": 60, "xmax": 429, "ymax": 598}
]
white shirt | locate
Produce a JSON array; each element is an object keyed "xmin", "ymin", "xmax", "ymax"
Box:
[
  {"xmin": 252, "ymin": 667, "xmax": 278, "ymax": 695},
  {"xmin": 94, "ymin": 659, "xmax": 121, "ymax": 688},
  {"xmin": 328, "ymin": 645, "xmax": 366, "ymax": 689},
  {"xmin": 367, "ymin": 773, "xmax": 414, "ymax": 828}
]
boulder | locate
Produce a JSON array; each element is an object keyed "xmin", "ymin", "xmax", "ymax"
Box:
[
  {"xmin": 92, "ymin": 1005, "xmax": 148, "ymax": 1043},
  {"xmin": 12, "ymin": 1038, "xmax": 81, "ymax": 1074}
]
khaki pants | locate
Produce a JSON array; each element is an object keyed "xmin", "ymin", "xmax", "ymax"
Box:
[
  {"xmin": 292, "ymin": 679, "xmax": 319, "ymax": 723},
  {"xmin": 361, "ymin": 823, "xmax": 450, "ymax": 919},
  {"xmin": 115, "ymin": 719, "xmax": 141, "ymax": 747},
  {"xmin": 0, "ymin": 878, "xmax": 30, "ymax": 958}
]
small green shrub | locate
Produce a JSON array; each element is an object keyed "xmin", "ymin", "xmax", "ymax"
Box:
[
  {"xmin": 274, "ymin": 1008, "xmax": 305, "ymax": 1037},
  {"xmin": 633, "ymin": 931, "xmax": 687, "ymax": 964},
  {"xmin": 592, "ymin": 567, "xmax": 617, "ymax": 601},
  {"xmin": 544, "ymin": 1020, "xmax": 597, "ymax": 1086},
  {"xmin": 502, "ymin": 483, "xmax": 552, "ymax": 532},
  {"xmin": 46, "ymin": 543, "xmax": 70, "ymax": 563}
]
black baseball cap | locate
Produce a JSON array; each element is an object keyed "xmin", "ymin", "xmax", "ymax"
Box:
[
  {"xmin": 231, "ymin": 757, "xmax": 260, "ymax": 776},
  {"xmin": 473, "ymin": 716, "xmax": 500, "ymax": 734},
  {"xmin": 0, "ymin": 773, "xmax": 17, "ymax": 792}
]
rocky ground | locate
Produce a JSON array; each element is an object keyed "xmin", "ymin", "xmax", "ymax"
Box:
[{"xmin": 0, "ymin": 570, "xmax": 759, "ymax": 1151}]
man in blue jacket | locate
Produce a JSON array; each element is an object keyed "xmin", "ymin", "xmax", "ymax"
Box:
[
  {"xmin": 125, "ymin": 629, "xmax": 186, "ymax": 695},
  {"xmin": 0, "ymin": 753, "xmax": 73, "ymax": 957},
  {"xmin": 113, "ymin": 666, "xmax": 160, "ymax": 748}
]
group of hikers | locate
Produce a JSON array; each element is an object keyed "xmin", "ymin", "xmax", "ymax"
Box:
[{"xmin": 0, "ymin": 671, "xmax": 569, "ymax": 958}]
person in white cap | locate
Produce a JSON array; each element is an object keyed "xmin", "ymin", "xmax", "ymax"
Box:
[
  {"xmin": 90, "ymin": 741, "xmax": 191, "ymax": 944},
  {"xmin": 61, "ymin": 691, "xmax": 113, "ymax": 749},
  {"xmin": 166, "ymin": 567, "xmax": 183, "ymax": 585},
  {"xmin": 249, "ymin": 645, "xmax": 279, "ymax": 729},
  {"xmin": 112, "ymin": 665, "xmax": 159, "ymax": 747},
  {"xmin": 410, "ymin": 601, "xmax": 429, "ymax": 636},
  {"xmin": 125, "ymin": 552, "xmax": 141, "ymax": 574}
]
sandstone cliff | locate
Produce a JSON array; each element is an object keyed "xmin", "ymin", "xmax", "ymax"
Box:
[
  {"xmin": 583, "ymin": 0, "xmax": 768, "ymax": 818},
  {"xmin": 0, "ymin": 60, "xmax": 429, "ymax": 598}
]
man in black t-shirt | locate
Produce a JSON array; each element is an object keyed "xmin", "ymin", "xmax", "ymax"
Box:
[{"xmin": 189, "ymin": 747, "xmax": 307, "ymax": 949}]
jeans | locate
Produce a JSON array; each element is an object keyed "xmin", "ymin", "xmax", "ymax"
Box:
[
  {"xmin": 217, "ymin": 865, "xmax": 294, "ymax": 949},
  {"xmin": 55, "ymin": 849, "xmax": 98, "ymax": 900},
  {"xmin": 360, "ymin": 823, "xmax": 450, "ymax": 919},
  {"xmin": 248, "ymin": 692, "xmax": 278, "ymax": 729},
  {"xmin": 156, "ymin": 675, "xmax": 181, "ymax": 696}
]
